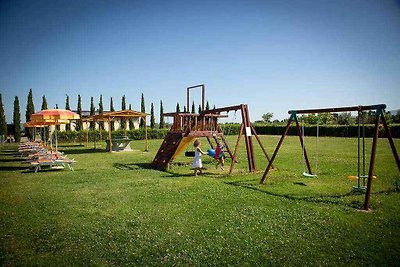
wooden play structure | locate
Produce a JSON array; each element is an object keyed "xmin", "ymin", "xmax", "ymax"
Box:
[
  {"xmin": 152, "ymin": 84, "xmax": 273, "ymax": 174},
  {"xmin": 259, "ymin": 104, "xmax": 400, "ymax": 210}
]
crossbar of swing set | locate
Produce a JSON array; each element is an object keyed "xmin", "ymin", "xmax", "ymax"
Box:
[
  {"xmin": 162, "ymin": 113, "xmax": 228, "ymax": 118},
  {"xmin": 288, "ymin": 104, "xmax": 386, "ymax": 115}
]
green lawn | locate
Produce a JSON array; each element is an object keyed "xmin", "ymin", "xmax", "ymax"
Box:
[{"xmin": 1, "ymin": 135, "xmax": 399, "ymax": 266}]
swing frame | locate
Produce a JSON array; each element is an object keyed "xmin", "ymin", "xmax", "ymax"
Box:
[{"xmin": 259, "ymin": 104, "xmax": 400, "ymax": 211}]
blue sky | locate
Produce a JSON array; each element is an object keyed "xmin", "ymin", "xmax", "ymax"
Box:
[{"xmin": 1, "ymin": 0, "xmax": 399, "ymax": 123}]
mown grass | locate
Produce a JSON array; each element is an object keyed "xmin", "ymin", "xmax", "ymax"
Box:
[{"xmin": 0, "ymin": 135, "xmax": 399, "ymax": 266}]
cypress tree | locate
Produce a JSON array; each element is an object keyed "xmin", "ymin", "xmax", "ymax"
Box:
[
  {"xmin": 191, "ymin": 101, "xmax": 195, "ymax": 114},
  {"xmin": 0, "ymin": 94, "xmax": 7, "ymax": 138},
  {"xmin": 25, "ymin": 89, "xmax": 35, "ymax": 139},
  {"xmin": 150, "ymin": 103, "xmax": 155, "ymax": 129},
  {"xmin": 183, "ymin": 106, "xmax": 187, "ymax": 113},
  {"xmin": 110, "ymin": 97, "xmax": 115, "ymax": 131},
  {"xmin": 176, "ymin": 103, "xmax": 180, "ymax": 113},
  {"xmin": 206, "ymin": 101, "xmax": 210, "ymax": 111},
  {"xmin": 76, "ymin": 95, "xmax": 82, "ymax": 131},
  {"xmin": 99, "ymin": 95, "xmax": 104, "ymax": 130},
  {"xmin": 120, "ymin": 95, "xmax": 126, "ymax": 130},
  {"xmin": 159, "ymin": 100, "xmax": 164, "ymax": 129},
  {"xmin": 198, "ymin": 105, "xmax": 202, "ymax": 114},
  {"xmin": 140, "ymin": 93, "xmax": 145, "ymax": 128},
  {"xmin": 41, "ymin": 95, "xmax": 48, "ymax": 110},
  {"xmin": 128, "ymin": 104, "xmax": 134, "ymax": 130},
  {"xmin": 13, "ymin": 96, "xmax": 21, "ymax": 142},
  {"xmin": 41, "ymin": 95, "xmax": 48, "ymax": 140},
  {"xmin": 90, "ymin": 97, "xmax": 95, "ymax": 130},
  {"xmin": 65, "ymin": 95, "xmax": 71, "ymax": 131}
]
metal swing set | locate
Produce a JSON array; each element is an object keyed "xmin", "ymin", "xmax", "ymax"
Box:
[{"xmin": 259, "ymin": 104, "xmax": 400, "ymax": 211}]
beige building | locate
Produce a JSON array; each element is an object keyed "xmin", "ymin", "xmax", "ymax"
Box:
[{"xmin": 49, "ymin": 110, "xmax": 141, "ymax": 132}]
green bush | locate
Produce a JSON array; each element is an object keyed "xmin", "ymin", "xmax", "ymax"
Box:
[{"xmin": 54, "ymin": 129, "xmax": 170, "ymax": 143}]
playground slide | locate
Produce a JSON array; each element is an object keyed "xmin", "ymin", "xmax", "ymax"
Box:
[{"xmin": 171, "ymin": 136, "xmax": 195, "ymax": 160}]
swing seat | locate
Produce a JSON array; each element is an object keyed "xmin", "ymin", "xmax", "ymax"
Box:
[
  {"xmin": 185, "ymin": 151, "xmax": 195, "ymax": 157},
  {"xmin": 303, "ymin": 172, "xmax": 317, "ymax": 178}
]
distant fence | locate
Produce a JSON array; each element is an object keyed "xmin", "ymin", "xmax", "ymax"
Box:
[{"xmin": 52, "ymin": 124, "xmax": 400, "ymax": 142}]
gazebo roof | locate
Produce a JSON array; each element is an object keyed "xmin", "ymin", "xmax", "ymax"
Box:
[{"xmin": 91, "ymin": 110, "xmax": 148, "ymax": 120}]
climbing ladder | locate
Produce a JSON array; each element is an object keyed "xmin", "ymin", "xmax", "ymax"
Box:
[{"xmin": 152, "ymin": 132, "xmax": 185, "ymax": 170}]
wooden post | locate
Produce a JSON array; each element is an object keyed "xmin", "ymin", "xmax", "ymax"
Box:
[
  {"xmin": 144, "ymin": 116, "xmax": 148, "ymax": 151},
  {"xmin": 241, "ymin": 105, "xmax": 256, "ymax": 172},
  {"xmin": 229, "ymin": 123, "xmax": 244, "ymax": 175},
  {"xmin": 250, "ymin": 124, "xmax": 274, "ymax": 169},
  {"xmin": 380, "ymin": 112, "xmax": 400, "ymax": 171},
  {"xmin": 99, "ymin": 121, "xmax": 102, "ymax": 149},
  {"xmin": 86, "ymin": 125, "xmax": 88, "ymax": 147},
  {"xmin": 294, "ymin": 116, "xmax": 313, "ymax": 175},
  {"xmin": 108, "ymin": 118, "xmax": 112, "ymax": 152},
  {"xmin": 363, "ymin": 109, "xmax": 381, "ymax": 210},
  {"xmin": 260, "ymin": 117, "xmax": 293, "ymax": 184},
  {"xmin": 93, "ymin": 122, "xmax": 96, "ymax": 149}
]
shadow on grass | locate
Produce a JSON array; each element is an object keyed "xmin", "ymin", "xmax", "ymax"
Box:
[
  {"xmin": 0, "ymin": 152, "xmax": 19, "ymax": 156},
  {"xmin": 0, "ymin": 166, "xmax": 30, "ymax": 171},
  {"xmin": 225, "ymin": 179, "xmax": 400, "ymax": 209},
  {"xmin": 113, "ymin": 162, "xmax": 152, "ymax": 171},
  {"xmin": 113, "ymin": 162, "xmax": 212, "ymax": 178},
  {"xmin": 61, "ymin": 148, "xmax": 106, "ymax": 155},
  {"xmin": 1, "ymin": 158, "xmax": 25, "ymax": 162},
  {"xmin": 58, "ymin": 144, "xmax": 85, "ymax": 148},
  {"xmin": 1, "ymin": 149, "xmax": 17, "ymax": 153}
]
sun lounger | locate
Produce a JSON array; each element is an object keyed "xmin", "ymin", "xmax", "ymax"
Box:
[{"xmin": 30, "ymin": 158, "xmax": 76, "ymax": 173}]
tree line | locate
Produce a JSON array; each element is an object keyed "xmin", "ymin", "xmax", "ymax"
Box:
[
  {"xmin": 260, "ymin": 111, "xmax": 400, "ymax": 125},
  {"xmin": 0, "ymin": 89, "xmax": 213, "ymax": 142}
]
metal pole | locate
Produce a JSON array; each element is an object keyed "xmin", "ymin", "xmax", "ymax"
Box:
[
  {"xmin": 202, "ymin": 85, "xmax": 205, "ymax": 111},
  {"xmin": 362, "ymin": 112, "xmax": 366, "ymax": 185},
  {"xmin": 260, "ymin": 117, "xmax": 293, "ymax": 184},
  {"xmin": 363, "ymin": 109, "xmax": 381, "ymax": 210},
  {"xmin": 186, "ymin": 88, "xmax": 190, "ymax": 113}
]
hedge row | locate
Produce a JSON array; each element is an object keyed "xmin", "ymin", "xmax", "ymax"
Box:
[
  {"xmin": 220, "ymin": 123, "xmax": 400, "ymax": 138},
  {"xmin": 253, "ymin": 124, "xmax": 400, "ymax": 138},
  {"xmin": 52, "ymin": 124, "xmax": 400, "ymax": 143},
  {"xmin": 53, "ymin": 129, "xmax": 170, "ymax": 143}
]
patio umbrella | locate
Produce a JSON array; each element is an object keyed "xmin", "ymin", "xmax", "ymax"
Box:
[{"xmin": 30, "ymin": 109, "xmax": 79, "ymax": 151}]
